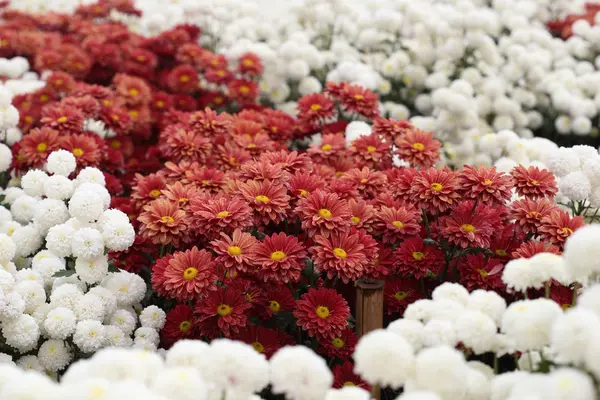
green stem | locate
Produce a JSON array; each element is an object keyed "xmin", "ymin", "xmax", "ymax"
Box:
[
  {"xmin": 493, "ymin": 353, "xmax": 499, "ymax": 375},
  {"xmin": 370, "ymin": 384, "xmax": 380, "ymax": 399},
  {"xmin": 572, "ymin": 282, "xmax": 580, "ymax": 306},
  {"xmin": 545, "ymin": 281, "xmax": 551, "ymax": 299}
]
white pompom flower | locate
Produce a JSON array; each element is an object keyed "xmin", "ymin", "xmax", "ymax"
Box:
[
  {"xmin": 45, "ymin": 150, "xmax": 76, "ymax": 177},
  {"xmin": 102, "ymin": 221, "xmax": 135, "ymax": 252},
  {"xmin": 2, "ymin": 314, "xmax": 40, "ymax": 352},
  {"xmin": 21, "ymin": 169, "xmax": 48, "ymax": 198},
  {"xmin": 150, "ymin": 367, "xmax": 208, "ymax": 400},
  {"xmin": 102, "ymin": 272, "xmax": 146, "ymax": 307},
  {"xmin": 387, "ymin": 319, "xmax": 425, "ymax": 351},
  {"xmin": 0, "ymin": 233, "xmax": 16, "ymax": 264},
  {"xmin": 73, "ymin": 320, "xmax": 105, "ymax": 353},
  {"xmin": 71, "ymin": 227, "xmax": 104, "ymax": 261},
  {"xmin": 44, "ymin": 307, "xmax": 77, "ymax": 340},
  {"xmin": 68, "ymin": 190, "xmax": 105, "ymax": 224},
  {"xmin": 550, "ymin": 307, "xmax": 600, "ymax": 366},
  {"xmin": 563, "ymin": 224, "xmax": 600, "ymax": 282},
  {"xmin": 75, "ymin": 254, "xmax": 109, "ymax": 285},
  {"xmin": 501, "ymin": 299, "xmax": 562, "ymax": 352},
  {"xmin": 37, "ymin": 340, "xmax": 73, "ymax": 372},
  {"xmin": 0, "ymin": 143, "xmax": 11, "ymax": 173},
  {"xmin": 10, "ymin": 195, "xmax": 38, "ymax": 224},
  {"xmin": 412, "ymin": 346, "xmax": 469, "ymax": 399},
  {"xmin": 75, "ymin": 167, "xmax": 106, "ymax": 187},
  {"xmin": 33, "ymin": 199, "xmax": 70, "ymax": 236},
  {"xmin": 467, "ymin": 290, "xmax": 506, "ymax": 325},
  {"xmin": 76, "ymin": 294, "xmax": 106, "ymax": 322},
  {"xmin": 558, "ymin": 171, "xmax": 591, "ymax": 202},
  {"xmin": 431, "ymin": 282, "xmax": 469, "ymax": 306},
  {"xmin": 454, "ymin": 311, "xmax": 497, "ymax": 354},
  {"xmin": 43, "ymin": 175, "xmax": 74, "ymax": 200},
  {"xmin": 14, "ymin": 280, "xmax": 45, "ymax": 314},
  {"xmin": 139, "ymin": 305, "xmax": 167, "ymax": 330}
]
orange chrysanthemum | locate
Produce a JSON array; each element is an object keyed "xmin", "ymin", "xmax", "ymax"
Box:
[{"xmin": 138, "ymin": 199, "xmax": 190, "ymax": 247}]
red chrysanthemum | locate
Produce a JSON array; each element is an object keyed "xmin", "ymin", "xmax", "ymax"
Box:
[
  {"xmin": 384, "ymin": 279, "xmax": 423, "ymax": 316},
  {"xmin": 188, "ymin": 107, "xmax": 233, "ymax": 137},
  {"xmin": 394, "ymin": 128, "xmax": 441, "ymax": 168},
  {"xmin": 131, "ymin": 173, "xmax": 167, "ymax": 210},
  {"xmin": 15, "ymin": 127, "xmax": 60, "ymax": 168},
  {"xmin": 195, "ymin": 286, "xmax": 252, "ymax": 338},
  {"xmin": 458, "ymin": 165, "xmax": 514, "ymax": 205},
  {"xmin": 333, "ymin": 362, "xmax": 371, "ymax": 391},
  {"xmin": 228, "ymin": 79, "xmax": 259, "ymax": 104},
  {"xmin": 190, "ymin": 195, "xmax": 253, "ymax": 239},
  {"xmin": 539, "ymin": 209, "xmax": 585, "ymax": 246},
  {"xmin": 297, "ymin": 93, "xmax": 336, "ymax": 124},
  {"xmin": 238, "ymin": 52, "xmax": 263, "ymax": 76},
  {"xmin": 161, "ymin": 125, "xmax": 212, "ymax": 162},
  {"xmin": 334, "ymin": 83, "xmax": 379, "ymax": 118},
  {"xmin": 311, "ymin": 230, "xmax": 371, "ymax": 283},
  {"xmin": 238, "ymin": 179, "xmax": 290, "ymax": 226},
  {"xmin": 350, "ymin": 133, "xmax": 392, "ymax": 169},
  {"xmin": 58, "ymin": 133, "xmax": 104, "ymax": 168},
  {"xmin": 167, "ymin": 64, "xmax": 199, "ymax": 93},
  {"xmin": 307, "ymin": 133, "xmax": 346, "ymax": 161},
  {"xmin": 410, "ymin": 167, "xmax": 460, "ymax": 213},
  {"xmin": 440, "ymin": 208, "xmax": 494, "ymax": 249},
  {"xmin": 288, "ymin": 172, "xmax": 326, "ymax": 201},
  {"xmin": 295, "ymin": 190, "xmax": 352, "ymax": 238},
  {"xmin": 138, "ymin": 199, "xmax": 190, "ymax": 247},
  {"xmin": 236, "ymin": 325, "xmax": 280, "ymax": 358},
  {"xmin": 395, "ymin": 236, "xmax": 444, "ymax": 279},
  {"xmin": 186, "ymin": 166, "xmax": 227, "ymax": 193},
  {"xmin": 510, "ymin": 198, "xmax": 557, "ymax": 234},
  {"xmin": 255, "ymin": 232, "xmax": 307, "ymax": 284},
  {"xmin": 489, "ymin": 224, "xmax": 526, "ymax": 260},
  {"xmin": 458, "ymin": 254, "xmax": 505, "ymax": 292},
  {"xmin": 263, "ymin": 285, "xmax": 297, "ymax": 318},
  {"xmin": 293, "ymin": 288, "xmax": 350, "ymax": 339},
  {"xmin": 40, "ymin": 104, "xmax": 85, "ymax": 133},
  {"xmin": 161, "ymin": 305, "xmax": 196, "ymax": 347},
  {"xmin": 512, "ymin": 241, "xmax": 561, "ymax": 259},
  {"xmin": 259, "ymin": 150, "xmax": 313, "ymax": 176},
  {"xmin": 238, "ymin": 160, "xmax": 286, "ymax": 185},
  {"xmin": 340, "ymin": 167, "xmax": 388, "ymax": 199},
  {"xmin": 387, "ymin": 167, "xmax": 416, "ymax": 202},
  {"xmin": 374, "ymin": 205, "xmax": 421, "ymax": 244},
  {"xmin": 114, "ymin": 73, "xmax": 151, "ymax": 107},
  {"xmin": 318, "ymin": 328, "xmax": 358, "ymax": 360},
  {"xmin": 348, "ymin": 199, "xmax": 377, "ymax": 233},
  {"xmin": 211, "ymin": 229, "xmax": 259, "ymax": 275},
  {"xmin": 161, "ymin": 181, "xmax": 199, "ymax": 212},
  {"xmin": 511, "ymin": 165, "xmax": 558, "ymax": 200}
]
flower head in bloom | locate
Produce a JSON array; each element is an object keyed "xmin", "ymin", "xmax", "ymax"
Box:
[
  {"xmin": 211, "ymin": 229, "xmax": 259, "ymax": 275},
  {"xmin": 348, "ymin": 199, "xmax": 377, "ymax": 233},
  {"xmin": 318, "ymin": 328, "xmax": 358, "ymax": 360},
  {"xmin": 238, "ymin": 52, "xmax": 263, "ymax": 76},
  {"xmin": 350, "ymin": 134, "xmax": 392, "ymax": 169},
  {"xmin": 288, "ymin": 172, "xmax": 326, "ymax": 201},
  {"xmin": 297, "ymin": 93, "xmax": 336, "ymax": 124},
  {"xmin": 311, "ymin": 230, "xmax": 371, "ymax": 283},
  {"xmin": 387, "ymin": 167, "xmax": 416, "ymax": 202},
  {"xmin": 440, "ymin": 206, "xmax": 495, "ymax": 249},
  {"xmin": 152, "ymin": 247, "xmax": 217, "ymax": 302},
  {"xmin": 131, "ymin": 173, "xmax": 168, "ymax": 209},
  {"xmin": 264, "ymin": 285, "xmax": 297, "ymax": 318},
  {"xmin": 238, "ymin": 180, "xmax": 290, "ymax": 225},
  {"xmin": 162, "ymin": 181, "xmax": 199, "ymax": 211},
  {"xmin": 458, "ymin": 165, "xmax": 514, "ymax": 205},
  {"xmin": 293, "ymin": 288, "xmax": 350, "ymax": 339},
  {"xmin": 332, "ymin": 83, "xmax": 379, "ymax": 118},
  {"xmin": 138, "ymin": 199, "xmax": 190, "ymax": 248},
  {"xmin": 255, "ymin": 232, "xmax": 307, "ymax": 284},
  {"xmin": 457, "ymin": 254, "xmax": 505, "ymax": 292},
  {"xmin": 394, "ymin": 128, "xmax": 441, "ymax": 168},
  {"xmin": 332, "ymin": 361, "xmax": 371, "ymax": 391},
  {"xmin": 510, "ymin": 198, "xmax": 556, "ymax": 235},
  {"xmin": 340, "ymin": 167, "xmax": 387, "ymax": 199},
  {"xmin": 16, "ymin": 127, "xmax": 60, "ymax": 168},
  {"xmin": 295, "ymin": 190, "xmax": 352, "ymax": 238},
  {"xmin": 539, "ymin": 209, "xmax": 585, "ymax": 246},
  {"xmin": 228, "ymin": 79, "xmax": 259, "ymax": 104},
  {"xmin": 410, "ymin": 167, "xmax": 460, "ymax": 213},
  {"xmin": 375, "ymin": 205, "xmax": 421, "ymax": 244},
  {"xmin": 195, "ymin": 286, "xmax": 251, "ymax": 338},
  {"xmin": 384, "ymin": 279, "xmax": 422, "ymax": 316},
  {"xmin": 59, "ymin": 133, "xmax": 104, "ymax": 168},
  {"xmin": 259, "ymin": 150, "xmax": 313, "ymax": 176},
  {"xmin": 395, "ymin": 237, "xmax": 444, "ymax": 279},
  {"xmin": 511, "ymin": 165, "xmax": 558, "ymax": 200},
  {"xmin": 40, "ymin": 104, "xmax": 85, "ymax": 133},
  {"xmin": 190, "ymin": 195, "xmax": 253, "ymax": 239},
  {"xmin": 161, "ymin": 305, "xmax": 196, "ymax": 347},
  {"xmin": 186, "ymin": 166, "xmax": 226, "ymax": 193},
  {"xmin": 236, "ymin": 325, "xmax": 280, "ymax": 358},
  {"xmin": 372, "ymin": 117, "xmax": 413, "ymax": 141},
  {"xmin": 512, "ymin": 241, "xmax": 561, "ymax": 259}
]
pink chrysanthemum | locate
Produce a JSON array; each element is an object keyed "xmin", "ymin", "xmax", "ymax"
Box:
[{"xmin": 210, "ymin": 229, "xmax": 259, "ymax": 275}]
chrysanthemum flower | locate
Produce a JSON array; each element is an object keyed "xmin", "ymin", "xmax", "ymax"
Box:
[
  {"xmin": 216, "ymin": 144, "xmax": 252, "ymax": 171},
  {"xmin": 40, "ymin": 104, "xmax": 85, "ymax": 133},
  {"xmin": 259, "ymin": 150, "xmax": 313, "ymax": 175},
  {"xmin": 410, "ymin": 167, "xmax": 460, "ymax": 213},
  {"xmin": 152, "ymin": 247, "xmax": 217, "ymax": 302},
  {"xmin": 131, "ymin": 173, "xmax": 167, "ymax": 210},
  {"xmin": 311, "ymin": 230, "xmax": 371, "ymax": 283},
  {"xmin": 288, "ymin": 172, "xmax": 326, "ymax": 201},
  {"xmin": 228, "ymin": 79, "xmax": 259, "ymax": 104},
  {"xmin": 138, "ymin": 199, "xmax": 190, "ymax": 247},
  {"xmin": 238, "ymin": 160, "xmax": 286, "ymax": 185},
  {"xmin": 457, "ymin": 254, "xmax": 505, "ymax": 292},
  {"xmin": 340, "ymin": 167, "xmax": 387, "ymax": 199},
  {"xmin": 161, "ymin": 126, "xmax": 212, "ymax": 162},
  {"xmin": 186, "ymin": 166, "xmax": 226, "ymax": 193},
  {"xmin": 295, "ymin": 190, "xmax": 352, "ymax": 238},
  {"xmin": 188, "ymin": 107, "xmax": 232, "ymax": 137},
  {"xmin": 161, "ymin": 305, "xmax": 196, "ymax": 347},
  {"xmin": 263, "ymin": 285, "xmax": 297, "ymax": 318},
  {"xmin": 307, "ymin": 133, "xmax": 346, "ymax": 162},
  {"xmin": 395, "ymin": 237, "xmax": 444, "ymax": 279},
  {"xmin": 511, "ymin": 165, "xmax": 558, "ymax": 200},
  {"xmin": 458, "ymin": 165, "xmax": 514, "ymax": 205},
  {"xmin": 211, "ymin": 229, "xmax": 259, "ymax": 275},
  {"xmin": 333, "ymin": 361, "xmax": 371, "ymax": 391},
  {"xmin": 255, "ymin": 232, "xmax": 307, "ymax": 284},
  {"xmin": 293, "ymin": 288, "xmax": 350, "ymax": 339},
  {"xmin": 489, "ymin": 224, "xmax": 526, "ymax": 260},
  {"xmin": 195, "ymin": 286, "xmax": 251, "ymax": 338},
  {"xmin": 236, "ymin": 325, "xmax": 280, "ymax": 358},
  {"xmin": 350, "ymin": 133, "xmax": 392, "ymax": 169},
  {"xmin": 16, "ymin": 127, "xmax": 60, "ymax": 168},
  {"xmin": 335, "ymin": 83, "xmax": 379, "ymax": 118},
  {"xmin": 510, "ymin": 198, "xmax": 556, "ymax": 234},
  {"xmin": 318, "ymin": 328, "xmax": 358, "ymax": 360},
  {"xmin": 539, "ymin": 209, "xmax": 585, "ymax": 246},
  {"xmin": 387, "ymin": 167, "xmax": 416, "ymax": 202},
  {"xmin": 348, "ymin": 199, "xmax": 377, "ymax": 233},
  {"xmin": 190, "ymin": 195, "xmax": 253, "ymax": 239},
  {"xmin": 297, "ymin": 93, "xmax": 336, "ymax": 124},
  {"xmin": 440, "ymin": 208, "xmax": 494, "ymax": 249},
  {"xmin": 167, "ymin": 64, "xmax": 199, "ymax": 93},
  {"xmin": 114, "ymin": 73, "xmax": 151, "ymax": 106},
  {"xmin": 238, "ymin": 180, "xmax": 290, "ymax": 226},
  {"xmin": 384, "ymin": 279, "xmax": 422, "ymax": 316},
  {"xmin": 394, "ymin": 128, "xmax": 441, "ymax": 168},
  {"xmin": 364, "ymin": 244, "xmax": 394, "ymax": 280},
  {"xmin": 374, "ymin": 205, "xmax": 421, "ymax": 244},
  {"xmin": 58, "ymin": 133, "xmax": 104, "ymax": 168},
  {"xmin": 238, "ymin": 52, "xmax": 263, "ymax": 76},
  {"xmin": 512, "ymin": 241, "xmax": 561, "ymax": 259},
  {"xmin": 373, "ymin": 117, "xmax": 414, "ymax": 141},
  {"xmin": 162, "ymin": 181, "xmax": 199, "ymax": 212}
]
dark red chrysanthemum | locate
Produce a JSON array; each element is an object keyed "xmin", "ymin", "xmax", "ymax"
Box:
[
  {"xmin": 311, "ymin": 230, "xmax": 371, "ymax": 283},
  {"xmin": 334, "ymin": 83, "xmax": 379, "ymax": 118},
  {"xmin": 40, "ymin": 104, "xmax": 85, "ymax": 133},
  {"xmin": 238, "ymin": 179, "xmax": 290, "ymax": 226},
  {"xmin": 161, "ymin": 125, "xmax": 212, "ymax": 162},
  {"xmin": 333, "ymin": 362, "xmax": 371, "ymax": 391},
  {"xmin": 388, "ymin": 167, "xmax": 416, "ymax": 202},
  {"xmin": 188, "ymin": 107, "xmax": 233, "ymax": 137},
  {"xmin": 162, "ymin": 181, "xmax": 199, "ymax": 212},
  {"xmin": 236, "ymin": 325, "xmax": 280, "ymax": 358},
  {"xmin": 186, "ymin": 166, "xmax": 227, "ymax": 193},
  {"xmin": 168, "ymin": 64, "xmax": 199, "ymax": 93},
  {"xmin": 131, "ymin": 173, "xmax": 167, "ymax": 210},
  {"xmin": 255, "ymin": 232, "xmax": 307, "ymax": 284},
  {"xmin": 307, "ymin": 133, "xmax": 346, "ymax": 161},
  {"xmin": 190, "ymin": 195, "xmax": 253, "ymax": 239},
  {"xmin": 263, "ymin": 285, "xmax": 297, "ymax": 318},
  {"xmin": 297, "ymin": 93, "xmax": 336, "ymax": 124},
  {"xmin": 384, "ymin": 279, "xmax": 423, "ymax": 316},
  {"xmin": 228, "ymin": 79, "xmax": 259, "ymax": 104},
  {"xmin": 238, "ymin": 159, "xmax": 286, "ymax": 185},
  {"xmin": 318, "ymin": 328, "xmax": 358, "ymax": 360},
  {"xmin": 340, "ymin": 167, "xmax": 388, "ymax": 199},
  {"xmin": 539, "ymin": 209, "xmax": 585, "ymax": 246},
  {"xmin": 288, "ymin": 172, "xmax": 326, "ymax": 201},
  {"xmin": 374, "ymin": 205, "xmax": 421, "ymax": 244},
  {"xmin": 161, "ymin": 305, "xmax": 197, "ymax": 347},
  {"xmin": 372, "ymin": 117, "xmax": 413, "ymax": 141},
  {"xmin": 195, "ymin": 286, "xmax": 252, "ymax": 339},
  {"xmin": 511, "ymin": 165, "xmax": 558, "ymax": 200},
  {"xmin": 440, "ymin": 208, "xmax": 494, "ymax": 249},
  {"xmin": 58, "ymin": 133, "xmax": 104, "ymax": 167},
  {"xmin": 138, "ymin": 199, "xmax": 190, "ymax": 248},
  {"xmin": 510, "ymin": 198, "xmax": 557, "ymax": 234},
  {"xmin": 394, "ymin": 128, "xmax": 441, "ymax": 168},
  {"xmin": 293, "ymin": 288, "xmax": 350, "ymax": 339},
  {"xmin": 395, "ymin": 236, "xmax": 444, "ymax": 279},
  {"xmin": 489, "ymin": 224, "xmax": 526, "ymax": 260},
  {"xmin": 458, "ymin": 254, "xmax": 505, "ymax": 292},
  {"xmin": 350, "ymin": 133, "xmax": 392, "ymax": 169},
  {"xmin": 410, "ymin": 167, "xmax": 460, "ymax": 213},
  {"xmin": 295, "ymin": 190, "xmax": 352, "ymax": 238},
  {"xmin": 512, "ymin": 241, "xmax": 561, "ymax": 259},
  {"xmin": 458, "ymin": 165, "xmax": 514, "ymax": 205},
  {"xmin": 238, "ymin": 52, "xmax": 263, "ymax": 76},
  {"xmin": 259, "ymin": 150, "xmax": 313, "ymax": 176},
  {"xmin": 15, "ymin": 127, "xmax": 60, "ymax": 168},
  {"xmin": 211, "ymin": 229, "xmax": 259, "ymax": 275},
  {"xmin": 348, "ymin": 199, "xmax": 377, "ymax": 233}
]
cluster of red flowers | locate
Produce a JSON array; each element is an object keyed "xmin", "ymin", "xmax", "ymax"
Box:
[{"xmin": 547, "ymin": 2, "xmax": 600, "ymax": 39}]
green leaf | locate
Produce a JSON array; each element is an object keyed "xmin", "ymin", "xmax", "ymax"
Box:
[
  {"xmin": 423, "ymin": 238, "xmax": 439, "ymax": 246},
  {"xmin": 54, "ymin": 269, "xmax": 75, "ymax": 278},
  {"xmin": 108, "ymin": 264, "xmax": 121, "ymax": 273}
]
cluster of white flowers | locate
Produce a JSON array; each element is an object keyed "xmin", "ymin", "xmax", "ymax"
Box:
[
  {"xmin": 0, "ymin": 150, "xmax": 162, "ymax": 374},
  {"xmin": 6, "ymin": 0, "xmax": 96, "ymax": 14}
]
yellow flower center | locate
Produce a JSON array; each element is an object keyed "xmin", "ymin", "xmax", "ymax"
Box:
[
  {"xmin": 351, "ymin": 216, "xmax": 360, "ymax": 224},
  {"xmin": 319, "ymin": 208, "xmax": 332, "ymax": 219},
  {"xmin": 228, "ymin": 246, "xmax": 242, "ymax": 256},
  {"xmin": 243, "ymin": 59, "xmax": 255, "ymax": 67},
  {"xmin": 483, "ymin": 179, "xmax": 493, "ymax": 186},
  {"xmin": 354, "ymin": 94, "xmax": 364, "ymax": 100},
  {"xmin": 332, "ymin": 338, "xmax": 345, "ymax": 348},
  {"xmin": 217, "ymin": 304, "xmax": 232, "ymax": 316},
  {"xmin": 430, "ymin": 183, "xmax": 443, "ymax": 192},
  {"xmin": 239, "ymin": 86, "xmax": 250, "ymax": 94},
  {"xmin": 412, "ymin": 251, "xmax": 425, "ymax": 260},
  {"xmin": 310, "ymin": 104, "xmax": 322, "ymax": 111},
  {"xmin": 562, "ymin": 227, "xmax": 574, "ymax": 235},
  {"xmin": 299, "ymin": 189, "xmax": 308, "ymax": 197},
  {"xmin": 360, "ymin": 178, "xmax": 368, "ymax": 183},
  {"xmin": 111, "ymin": 140, "xmax": 121, "ymax": 149},
  {"xmin": 321, "ymin": 144, "xmax": 333, "ymax": 151},
  {"xmin": 495, "ymin": 249, "xmax": 508, "ymax": 257},
  {"xmin": 40, "ymin": 94, "xmax": 49, "ymax": 102},
  {"xmin": 179, "ymin": 75, "xmax": 190, "ymax": 83},
  {"xmin": 269, "ymin": 300, "xmax": 281, "ymax": 313},
  {"xmin": 129, "ymin": 88, "xmax": 139, "ymax": 96},
  {"xmin": 394, "ymin": 291, "xmax": 408, "ymax": 301},
  {"xmin": 183, "ymin": 267, "xmax": 198, "ymax": 281},
  {"xmin": 316, "ymin": 306, "xmax": 330, "ymax": 319},
  {"xmin": 57, "ymin": 116, "xmax": 68, "ymax": 123},
  {"xmin": 149, "ymin": 189, "xmax": 161, "ymax": 198},
  {"xmin": 161, "ymin": 215, "xmax": 175, "ymax": 224},
  {"xmin": 478, "ymin": 269, "xmax": 488, "ymax": 278},
  {"xmin": 252, "ymin": 342, "xmax": 264, "ymax": 353},
  {"xmin": 392, "ymin": 220, "xmax": 404, "ymax": 229},
  {"xmin": 412, "ymin": 142, "xmax": 425, "ymax": 151},
  {"xmin": 36, "ymin": 143, "xmax": 47, "ymax": 153},
  {"xmin": 343, "ymin": 382, "xmax": 356, "ymax": 387},
  {"xmin": 461, "ymin": 224, "xmax": 476, "ymax": 233},
  {"xmin": 179, "ymin": 320, "xmax": 191, "ymax": 332},
  {"xmin": 216, "ymin": 210, "xmax": 230, "ymax": 218},
  {"xmin": 561, "ymin": 304, "xmax": 572, "ymax": 311},
  {"xmin": 156, "ymin": 100, "xmax": 165, "ymax": 108},
  {"xmin": 270, "ymin": 251, "xmax": 286, "ymax": 261},
  {"xmin": 178, "ymin": 197, "xmax": 188, "ymax": 203},
  {"xmin": 333, "ymin": 248, "xmax": 347, "ymax": 258},
  {"xmin": 367, "ymin": 146, "xmax": 377, "ymax": 153},
  {"xmin": 530, "ymin": 179, "xmax": 539, "ymax": 185},
  {"xmin": 255, "ymin": 195, "xmax": 270, "ymax": 203},
  {"xmin": 72, "ymin": 148, "xmax": 84, "ymax": 157}
]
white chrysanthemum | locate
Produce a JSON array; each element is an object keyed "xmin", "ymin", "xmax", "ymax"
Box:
[
  {"xmin": 87, "ymin": 286, "xmax": 118, "ymax": 317},
  {"xmin": 545, "ymin": 147, "xmax": 580, "ymax": 178},
  {"xmin": 45, "ymin": 224, "xmax": 76, "ymax": 258},
  {"xmin": 546, "ymin": 368, "xmax": 596, "ymax": 400},
  {"xmin": 423, "ymin": 319, "xmax": 457, "ymax": 348},
  {"xmin": 2, "ymin": 313, "xmax": 40, "ymax": 352},
  {"xmin": 464, "ymin": 367, "xmax": 490, "ymax": 400},
  {"xmin": 151, "ymin": 367, "xmax": 208, "ymax": 400},
  {"xmin": 550, "ymin": 307, "xmax": 600, "ymax": 366},
  {"xmin": 467, "ymin": 290, "xmax": 506, "ymax": 325},
  {"xmin": 2, "ymin": 187, "xmax": 24, "ymax": 205},
  {"xmin": 97, "ymin": 209, "xmax": 130, "ymax": 231},
  {"xmin": 413, "ymin": 346, "xmax": 468, "ymax": 399},
  {"xmin": 0, "ymin": 260, "xmax": 17, "ymax": 274},
  {"xmin": 132, "ymin": 338, "xmax": 158, "ymax": 352},
  {"xmin": 109, "ymin": 308, "xmax": 137, "ymax": 335},
  {"xmin": 0, "ymin": 220, "xmax": 19, "ymax": 237},
  {"xmin": 345, "ymin": 121, "xmax": 372, "ymax": 144},
  {"xmin": 15, "ymin": 268, "xmax": 45, "ymax": 286},
  {"xmin": 103, "ymin": 324, "xmax": 133, "ymax": 347},
  {"xmin": 454, "ymin": 311, "xmax": 497, "ymax": 355},
  {"xmin": 0, "ymin": 364, "xmax": 22, "ymax": 392},
  {"xmin": 134, "ymin": 327, "xmax": 160, "ymax": 347},
  {"xmin": 387, "ymin": 319, "xmax": 425, "ymax": 351},
  {"xmin": 427, "ymin": 299, "xmax": 465, "ymax": 322},
  {"xmin": 76, "ymin": 294, "xmax": 106, "ymax": 322},
  {"xmin": 582, "ymin": 156, "xmax": 600, "ymax": 187},
  {"xmin": 11, "ymin": 195, "xmax": 38, "ymax": 224},
  {"xmin": 68, "ymin": 190, "xmax": 105, "ymax": 224},
  {"xmin": 38, "ymin": 339, "xmax": 72, "ymax": 372},
  {"xmin": 75, "ymin": 254, "xmax": 109, "ymax": 285},
  {"xmin": 578, "ymin": 284, "xmax": 600, "ymax": 318},
  {"xmin": 270, "ymin": 346, "xmax": 332, "ymax": 400},
  {"xmin": 502, "ymin": 258, "xmax": 539, "ymax": 292},
  {"xmin": 32, "ymin": 257, "xmax": 65, "ymax": 285},
  {"xmin": 43, "ymin": 175, "xmax": 74, "ymax": 200},
  {"xmin": 527, "ymin": 252, "xmax": 569, "ymax": 287},
  {"xmin": 102, "ymin": 221, "xmax": 135, "ymax": 252},
  {"xmin": 0, "ymin": 269, "xmax": 14, "ymax": 293},
  {"xmin": 395, "ymin": 392, "xmax": 442, "ymax": 400},
  {"xmin": 501, "ymin": 299, "xmax": 562, "ymax": 351},
  {"xmin": 77, "ymin": 183, "xmax": 110, "ymax": 210},
  {"xmin": 140, "ymin": 305, "xmax": 167, "ymax": 330},
  {"xmin": 354, "ymin": 329, "xmax": 414, "ymax": 388},
  {"xmin": 11, "ymin": 225, "xmax": 42, "ymax": 258},
  {"xmin": 52, "ymin": 273, "xmax": 86, "ymax": 292},
  {"xmin": 404, "ymin": 299, "xmax": 434, "ymax": 322},
  {"xmin": 75, "ymin": 167, "xmax": 106, "ymax": 187},
  {"xmin": 102, "ymin": 272, "xmax": 146, "ymax": 306},
  {"xmin": 490, "ymin": 371, "xmax": 529, "ymax": 400},
  {"xmin": 14, "ymin": 280, "xmax": 45, "ymax": 314},
  {"xmin": 73, "ymin": 320, "xmax": 105, "ymax": 353},
  {"xmin": 46, "ymin": 150, "xmax": 76, "ymax": 177},
  {"xmin": 44, "ymin": 307, "xmax": 77, "ymax": 340},
  {"xmin": 324, "ymin": 387, "xmax": 370, "ymax": 400},
  {"xmin": 0, "ymin": 292, "xmax": 26, "ymax": 320},
  {"xmin": 0, "ymin": 233, "xmax": 16, "ymax": 263},
  {"xmin": 16, "ymin": 355, "xmax": 44, "ymax": 373},
  {"xmin": 33, "ymin": 199, "xmax": 70, "ymax": 235},
  {"xmin": 0, "ymin": 143, "xmax": 11, "ymax": 173},
  {"xmin": 49, "ymin": 283, "xmax": 84, "ymax": 310},
  {"xmin": 432, "ymin": 282, "xmax": 470, "ymax": 306},
  {"xmin": 558, "ymin": 171, "xmax": 591, "ymax": 202},
  {"xmin": 563, "ymin": 224, "xmax": 600, "ymax": 281},
  {"xmin": 21, "ymin": 169, "xmax": 48, "ymax": 197},
  {"xmin": 165, "ymin": 339, "xmax": 210, "ymax": 369},
  {"xmin": 71, "ymin": 227, "xmax": 104, "ymax": 261},
  {"xmin": 0, "ymin": 352, "xmax": 13, "ymax": 366},
  {"xmin": 1, "ymin": 370, "xmax": 57, "ymax": 399}
]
